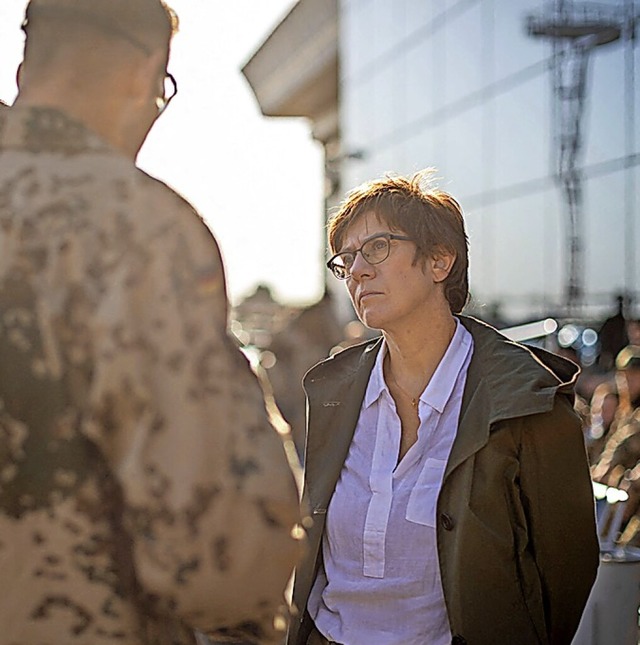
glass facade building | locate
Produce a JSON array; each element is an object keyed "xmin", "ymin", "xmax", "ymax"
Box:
[{"xmin": 338, "ymin": 0, "xmax": 639, "ymax": 322}]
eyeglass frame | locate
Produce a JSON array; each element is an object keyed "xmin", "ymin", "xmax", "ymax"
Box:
[
  {"xmin": 157, "ymin": 72, "xmax": 178, "ymax": 114},
  {"xmin": 326, "ymin": 233, "xmax": 412, "ymax": 280}
]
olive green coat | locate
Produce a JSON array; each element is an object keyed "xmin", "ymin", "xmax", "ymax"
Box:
[{"xmin": 289, "ymin": 316, "xmax": 599, "ymax": 645}]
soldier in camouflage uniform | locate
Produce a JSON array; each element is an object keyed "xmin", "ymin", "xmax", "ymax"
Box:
[{"xmin": 0, "ymin": 1, "xmax": 302, "ymax": 644}]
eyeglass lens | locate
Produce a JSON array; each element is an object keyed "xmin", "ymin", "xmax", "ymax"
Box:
[{"xmin": 331, "ymin": 235, "xmax": 392, "ymax": 278}]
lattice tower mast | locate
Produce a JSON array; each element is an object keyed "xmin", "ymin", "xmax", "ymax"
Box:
[{"xmin": 526, "ymin": 1, "xmax": 625, "ymax": 313}]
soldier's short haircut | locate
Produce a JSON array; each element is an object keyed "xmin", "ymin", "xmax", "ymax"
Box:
[{"xmin": 23, "ymin": 0, "xmax": 178, "ymax": 58}]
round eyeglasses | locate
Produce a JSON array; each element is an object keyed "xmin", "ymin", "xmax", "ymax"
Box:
[
  {"xmin": 156, "ymin": 73, "xmax": 178, "ymax": 114},
  {"xmin": 326, "ymin": 233, "xmax": 412, "ymax": 280}
]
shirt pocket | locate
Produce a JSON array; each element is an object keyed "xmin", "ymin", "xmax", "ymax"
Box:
[{"xmin": 405, "ymin": 457, "xmax": 447, "ymax": 527}]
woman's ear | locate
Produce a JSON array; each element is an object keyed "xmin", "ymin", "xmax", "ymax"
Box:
[{"xmin": 430, "ymin": 248, "xmax": 456, "ymax": 283}]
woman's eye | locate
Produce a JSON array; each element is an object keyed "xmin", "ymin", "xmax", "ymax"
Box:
[{"xmin": 343, "ymin": 253, "xmax": 355, "ymax": 268}]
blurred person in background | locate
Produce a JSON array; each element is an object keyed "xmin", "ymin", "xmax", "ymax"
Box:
[
  {"xmin": 627, "ymin": 318, "xmax": 640, "ymax": 346},
  {"xmin": 589, "ymin": 346, "xmax": 640, "ymax": 547},
  {"xmin": 587, "ymin": 345, "xmax": 640, "ymax": 465},
  {"xmin": 0, "ymin": 1, "xmax": 301, "ymax": 643},
  {"xmin": 590, "ymin": 346, "xmax": 640, "ymax": 486},
  {"xmin": 289, "ymin": 171, "xmax": 598, "ymax": 645},
  {"xmin": 597, "ymin": 293, "xmax": 630, "ymax": 372}
]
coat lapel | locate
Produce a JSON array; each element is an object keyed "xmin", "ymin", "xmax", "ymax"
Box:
[
  {"xmin": 445, "ymin": 356, "xmax": 492, "ymax": 479},
  {"xmin": 303, "ymin": 339, "xmax": 381, "ymax": 512}
]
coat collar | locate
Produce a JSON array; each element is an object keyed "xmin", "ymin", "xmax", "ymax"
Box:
[
  {"xmin": 302, "ymin": 340, "xmax": 379, "ymax": 512},
  {"xmin": 447, "ymin": 316, "xmax": 579, "ymax": 478},
  {"xmin": 457, "ymin": 315, "xmax": 578, "ymax": 421},
  {"xmin": 304, "ymin": 315, "xmax": 579, "ymax": 422}
]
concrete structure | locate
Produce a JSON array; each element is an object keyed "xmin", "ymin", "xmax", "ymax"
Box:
[{"xmin": 241, "ymin": 0, "xmax": 339, "ymax": 149}]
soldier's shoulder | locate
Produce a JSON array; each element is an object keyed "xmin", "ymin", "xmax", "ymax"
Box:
[
  {"xmin": 135, "ymin": 169, "xmax": 198, "ymax": 215},
  {"xmin": 133, "ymin": 168, "xmax": 216, "ymax": 240}
]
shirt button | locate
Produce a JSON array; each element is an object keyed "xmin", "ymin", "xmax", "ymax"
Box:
[
  {"xmin": 451, "ymin": 635, "xmax": 467, "ymax": 645},
  {"xmin": 440, "ymin": 513, "xmax": 455, "ymax": 530}
]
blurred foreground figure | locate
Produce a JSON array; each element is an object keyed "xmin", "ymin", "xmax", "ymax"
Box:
[
  {"xmin": 0, "ymin": 1, "xmax": 301, "ymax": 643},
  {"xmin": 290, "ymin": 171, "xmax": 598, "ymax": 645}
]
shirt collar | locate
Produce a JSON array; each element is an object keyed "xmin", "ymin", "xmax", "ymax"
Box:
[
  {"xmin": 364, "ymin": 340, "xmax": 389, "ymax": 408},
  {"xmin": 363, "ymin": 319, "xmax": 473, "ymax": 413},
  {"xmin": 422, "ymin": 319, "xmax": 472, "ymax": 413}
]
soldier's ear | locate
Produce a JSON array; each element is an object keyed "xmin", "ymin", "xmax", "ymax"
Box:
[{"xmin": 130, "ymin": 50, "xmax": 166, "ymax": 108}]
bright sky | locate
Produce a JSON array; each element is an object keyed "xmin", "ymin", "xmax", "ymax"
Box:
[{"xmin": 0, "ymin": 0, "xmax": 325, "ymax": 307}]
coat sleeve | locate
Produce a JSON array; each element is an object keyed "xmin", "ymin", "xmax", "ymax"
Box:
[
  {"xmin": 85, "ymin": 196, "xmax": 303, "ymax": 643},
  {"xmin": 519, "ymin": 393, "xmax": 599, "ymax": 644}
]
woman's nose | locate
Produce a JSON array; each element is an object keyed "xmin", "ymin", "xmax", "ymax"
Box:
[{"xmin": 348, "ymin": 250, "xmax": 374, "ymax": 281}]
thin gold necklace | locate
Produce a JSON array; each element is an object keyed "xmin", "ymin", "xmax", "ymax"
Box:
[{"xmin": 387, "ymin": 368, "xmax": 421, "ymax": 408}]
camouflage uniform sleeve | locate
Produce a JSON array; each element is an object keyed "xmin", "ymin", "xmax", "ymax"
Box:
[{"xmin": 84, "ymin": 193, "xmax": 303, "ymax": 642}]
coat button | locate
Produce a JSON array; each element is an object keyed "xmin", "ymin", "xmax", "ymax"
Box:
[
  {"xmin": 440, "ymin": 513, "xmax": 455, "ymax": 530},
  {"xmin": 451, "ymin": 636, "xmax": 467, "ymax": 645}
]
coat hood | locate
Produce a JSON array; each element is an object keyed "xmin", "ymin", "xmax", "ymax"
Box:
[{"xmin": 458, "ymin": 316, "xmax": 579, "ymax": 424}]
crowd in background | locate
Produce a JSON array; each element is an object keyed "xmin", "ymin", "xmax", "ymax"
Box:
[{"xmin": 546, "ymin": 294, "xmax": 640, "ymax": 549}]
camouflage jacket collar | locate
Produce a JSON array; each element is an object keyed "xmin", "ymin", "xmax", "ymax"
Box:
[{"xmin": 0, "ymin": 104, "xmax": 110, "ymax": 155}]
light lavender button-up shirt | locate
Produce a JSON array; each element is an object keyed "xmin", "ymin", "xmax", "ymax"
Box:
[{"xmin": 308, "ymin": 320, "xmax": 473, "ymax": 645}]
